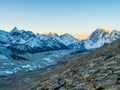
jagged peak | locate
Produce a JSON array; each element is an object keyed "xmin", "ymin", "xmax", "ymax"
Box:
[
  {"xmin": 110, "ymin": 30, "xmax": 120, "ymax": 36},
  {"xmin": 48, "ymin": 32, "xmax": 56, "ymax": 35},
  {"xmin": 10, "ymin": 27, "xmax": 34, "ymax": 35},
  {"xmin": 87, "ymin": 28, "xmax": 110, "ymax": 40},
  {"xmin": 95, "ymin": 28, "xmax": 110, "ymax": 33},
  {"xmin": 61, "ymin": 33, "xmax": 74, "ymax": 37},
  {"xmin": 62, "ymin": 33, "xmax": 71, "ymax": 35},
  {"xmin": 60, "ymin": 33, "xmax": 81, "ymax": 42},
  {"xmin": 12, "ymin": 26, "xmax": 18, "ymax": 31},
  {"xmin": 47, "ymin": 32, "xmax": 59, "ymax": 37},
  {"xmin": 111, "ymin": 30, "xmax": 120, "ymax": 33},
  {"xmin": 10, "ymin": 27, "xmax": 21, "ymax": 33}
]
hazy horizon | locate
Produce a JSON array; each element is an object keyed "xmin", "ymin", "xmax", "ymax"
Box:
[
  {"xmin": 0, "ymin": 26, "xmax": 118, "ymax": 40},
  {"xmin": 0, "ymin": 0, "xmax": 120, "ymax": 39}
]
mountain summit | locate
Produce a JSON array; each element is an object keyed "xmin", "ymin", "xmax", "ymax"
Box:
[
  {"xmin": 95, "ymin": 28, "xmax": 110, "ymax": 33},
  {"xmin": 70, "ymin": 28, "xmax": 120, "ymax": 50},
  {"xmin": 59, "ymin": 33, "xmax": 80, "ymax": 46}
]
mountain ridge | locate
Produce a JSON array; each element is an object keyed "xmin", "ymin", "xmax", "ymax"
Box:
[{"xmin": 0, "ymin": 27, "xmax": 120, "ymax": 53}]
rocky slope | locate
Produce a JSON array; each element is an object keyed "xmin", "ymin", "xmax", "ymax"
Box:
[
  {"xmin": 22, "ymin": 39, "xmax": 120, "ymax": 90},
  {"xmin": 0, "ymin": 50, "xmax": 88, "ymax": 90}
]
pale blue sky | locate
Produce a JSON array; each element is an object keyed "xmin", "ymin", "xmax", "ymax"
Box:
[{"xmin": 0, "ymin": 0, "xmax": 120, "ymax": 38}]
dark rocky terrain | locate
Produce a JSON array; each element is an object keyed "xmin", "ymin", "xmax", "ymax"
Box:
[
  {"xmin": 0, "ymin": 50, "xmax": 88, "ymax": 90},
  {"xmin": 0, "ymin": 39, "xmax": 120, "ymax": 90}
]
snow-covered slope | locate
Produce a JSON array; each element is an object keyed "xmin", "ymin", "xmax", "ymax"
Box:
[
  {"xmin": 68, "ymin": 41, "xmax": 86, "ymax": 50},
  {"xmin": 0, "ymin": 27, "xmax": 67, "ymax": 53},
  {"xmin": 0, "ymin": 27, "xmax": 120, "ymax": 52},
  {"xmin": 0, "ymin": 27, "xmax": 82, "ymax": 53},
  {"xmin": 0, "ymin": 44, "xmax": 12, "ymax": 58},
  {"xmin": 59, "ymin": 33, "xmax": 80, "ymax": 46},
  {"xmin": 40, "ymin": 32, "xmax": 81, "ymax": 46},
  {"xmin": 84, "ymin": 28, "xmax": 120, "ymax": 49},
  {"xmin": 70, "ymin": 28, "xmax": 120, "ymax": 50}
]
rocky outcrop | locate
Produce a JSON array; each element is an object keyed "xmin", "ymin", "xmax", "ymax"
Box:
[{"xmin": 27, "ymin": 39, "xmax": 120, "ymax": 90}]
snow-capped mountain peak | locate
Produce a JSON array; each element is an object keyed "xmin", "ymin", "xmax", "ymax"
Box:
[
  {"xmin": 47, "ymin": 32, "xmax": 59, "ymax": 37},
  {"xmin": 48, "ymin": 32, "xmax": 56, "ymax": 35},
  {"xmin": 0, "ymin": 27, "xmax": 120, "ymax": 53},
  {"xmin": 12, "ymin": 26, "xmax": 18, "ymax": 31},
  {"xmin": 94, "ymin": 28, "xmax": 110, "ymax": 33},
  {"xmin": 88, "ymin": 28, "xmax": 109, "ymax": 41},
  {"xmin": 68, "ymin": 28, "xmax": 120, "ymax": 50},
  {"xmin": 10, "ymin": 27, "xmax": 25, "ymax": 35},
  {"xmin": 0, "ymin": 27, "xmax": 68, "ymax": 53},
  {"xmin": 84, "ymin": 28, "xmax": 120, "ymax": 49},
  {"xmin": 111, "ymin": 30, "xmax": 120, "ymax": 35},
  {"xmin": 96, "ymin": 28, "xmax": 110, "ymax": 33},
  {"xmin": 59, "ymin": 33, "xmax": 81, "ymax": 46}
]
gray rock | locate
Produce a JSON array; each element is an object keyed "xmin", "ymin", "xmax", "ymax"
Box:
[
  {"xmin": 65, "ymin": 78, "xmax": 72, "ymax": 86},
  {"xmin": 58, "ymin": 87, "xmax": 66, "ymax": 90},
  {"xmin": 95, "ymin": 75, "xmax": 118, "ymax": 89},
  {"xmin": 49, "ymin": 78, "xmax": 66, "ymax": 90},
  {"xmin": 73, "ymin": 83, "xmax": 88, "ymax": 90}
]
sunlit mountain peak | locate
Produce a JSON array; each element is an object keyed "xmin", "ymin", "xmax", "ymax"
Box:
[
  {"xmin": 48, "ymin": 32, "xmax": 56, "ymax": 35},
  {"xmin": 97, "ymin": 28, "xmax": 110, "ymax": 33},
  {"xmin": 102, "ymin": 28, "xmax": 110, "ymax": 32}
]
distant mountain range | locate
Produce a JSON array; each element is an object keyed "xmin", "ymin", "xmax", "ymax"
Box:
[{"xmin": 0, "ymin": 27, "xmax": 120, "ymax": 53}]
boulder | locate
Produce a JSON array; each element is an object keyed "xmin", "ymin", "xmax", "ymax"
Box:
[{"xmin": 94, "ymin": 75, "xmax": 118, "ymax": 89}]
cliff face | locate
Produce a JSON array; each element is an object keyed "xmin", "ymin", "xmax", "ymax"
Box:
[{"xmin": 26, "ymin": 39, "xmax": 120, "ymax": 90}]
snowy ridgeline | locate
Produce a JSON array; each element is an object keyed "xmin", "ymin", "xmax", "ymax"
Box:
[
  {"xmin": 0, "ymin": 27, "xmax": 120, "ymax": 53},
  {"xmin": 0, "ymin": 50, "xmax": 76, "ymax": 76}
]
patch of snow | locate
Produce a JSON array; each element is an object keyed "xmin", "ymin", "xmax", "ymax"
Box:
[
  {"xmin": 0, "ymin": 71, "xmax": 13, "ymax": 76},
  {"xmin": 0, "ymin": 66, "xmax": 5, "ymax": 69},
  {"xmin": 10, "ymin": 63, "xmax": 14, "ymax": 65},
  {"xmin": 11, "ymin": 67, "xmax": 22, "ymax": 73},
  {"xmin": 22, "ymin": 64, "xmax": 31, "ymax": 68},
  {"xmin": 43, "ymin": 58, "xmax": 51, "ymax": 62},
  {"xmin": 3, "ymin": 63, "xmax": 10, "ymax": 65},
  {"xmin": 0, "ymin": 55, "xmax": 8, "ymax": 59}
]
